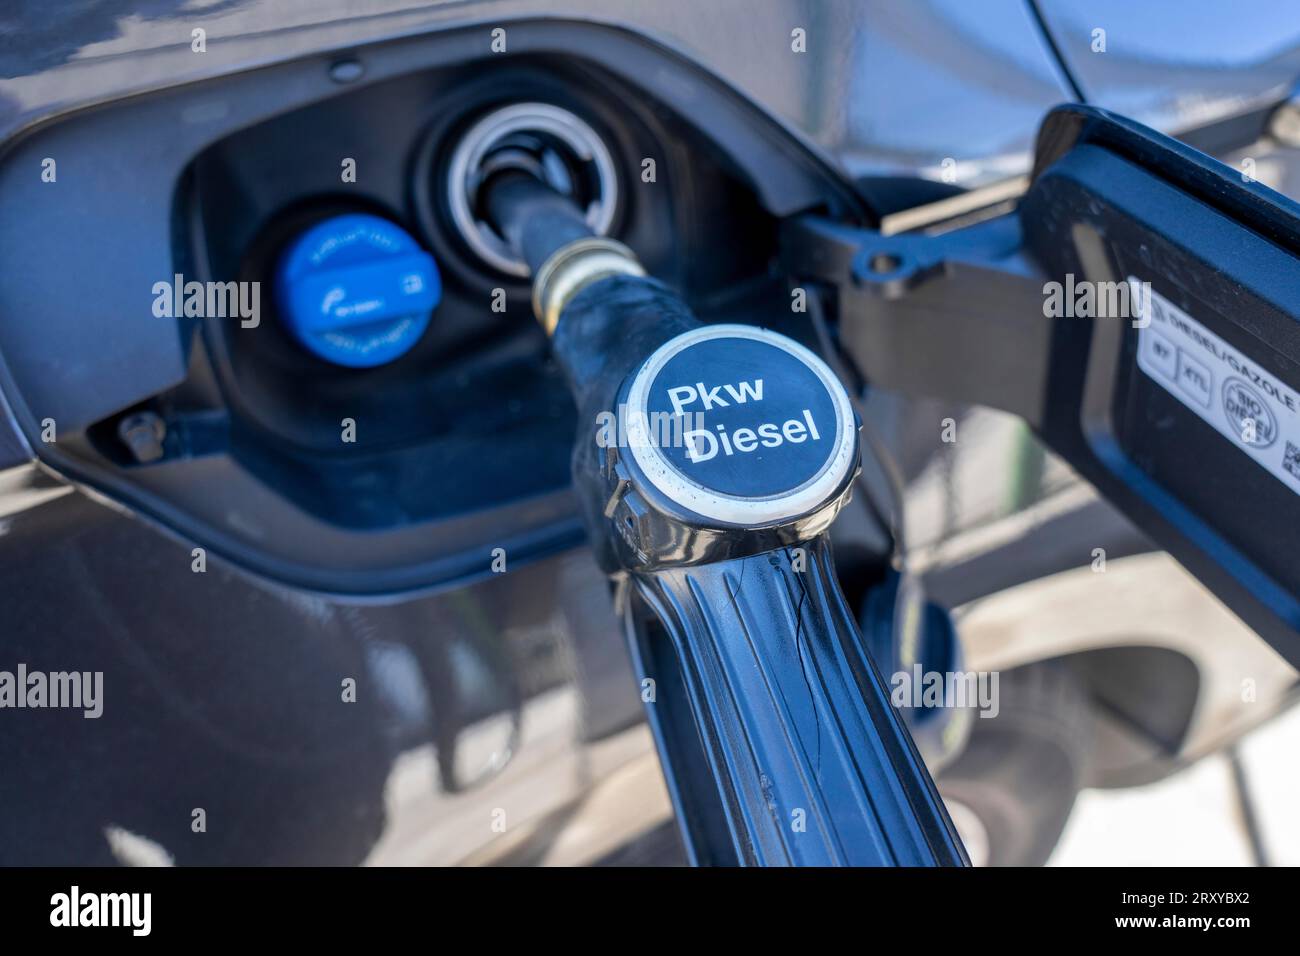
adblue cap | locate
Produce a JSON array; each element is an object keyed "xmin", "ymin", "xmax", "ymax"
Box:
[{"xmin": 274, "ymin": 213, "xmax": 440, "ymax": 367}]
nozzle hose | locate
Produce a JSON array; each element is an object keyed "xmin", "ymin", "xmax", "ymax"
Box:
[
  {"xmin": 480, "ymin": 169, "xmax": 644, "ymax": 334},
  {"xmin": 481, "ymin": 169, "xmax": 596, "ymax": 275}
]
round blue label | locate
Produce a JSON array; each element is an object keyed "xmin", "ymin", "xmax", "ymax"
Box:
[{"xmin": 642, "ymin": 333, "xmax": 842, "ymax": 500}]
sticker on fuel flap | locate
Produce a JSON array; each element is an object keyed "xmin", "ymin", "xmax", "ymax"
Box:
[{"xmin": 1133, "ymin": 277, "xmax": 1300, "ymax": 492}]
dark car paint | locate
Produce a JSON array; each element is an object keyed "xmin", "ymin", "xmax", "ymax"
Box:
[{"xmin": 0, "ymin": 464, "xmax": 643, "ymax": 864}]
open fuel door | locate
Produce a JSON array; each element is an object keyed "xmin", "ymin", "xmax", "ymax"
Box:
[{"xmin": 785, "ymin": 105, "xmax": 1300, "ymax": 666}]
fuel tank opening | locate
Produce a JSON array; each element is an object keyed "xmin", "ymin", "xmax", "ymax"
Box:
[{"xmin": 444, "ymin": 102, "xmax": 620, "ymax": 277}]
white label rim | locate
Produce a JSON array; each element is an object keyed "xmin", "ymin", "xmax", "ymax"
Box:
[{"xmin": 623, "ymin": 323, "xmax": 857, "ymax": 526}]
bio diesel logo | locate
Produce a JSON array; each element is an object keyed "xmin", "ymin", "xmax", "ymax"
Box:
[{"xmin": 1222, "ymin": 377, "xmax": 1278, "ymax": 448}]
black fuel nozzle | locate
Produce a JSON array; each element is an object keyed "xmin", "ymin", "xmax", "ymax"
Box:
[
  {"xmin": 478, "ymin": 163, "xmax": 964, "ymax": 867},
  {"xmin": 479, "ymin": 163, "xmax": 859, "ymax": 569}
]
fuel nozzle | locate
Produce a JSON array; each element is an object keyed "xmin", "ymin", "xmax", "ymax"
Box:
[
  {"xmin": 479, "ymin": 158, "xmax": 963, "ymax": 868},
  {"xmin": 479, "ymin": 163, "xmax": 859, "ymax": 568}
]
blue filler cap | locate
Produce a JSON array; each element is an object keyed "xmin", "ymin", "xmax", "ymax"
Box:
[{"xmin": 274, "ymin": 213, "xmax": 440, "ymax": 367}]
